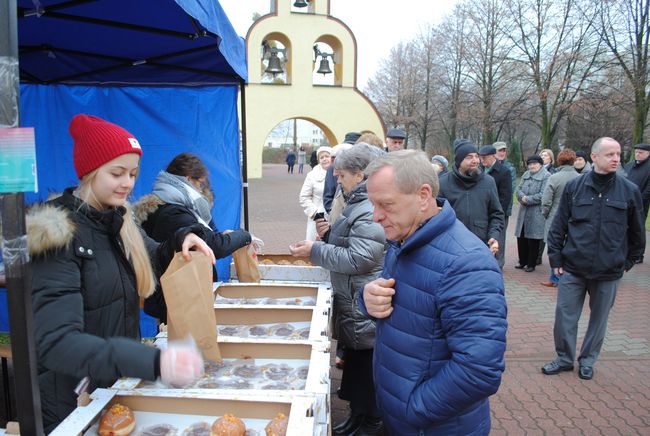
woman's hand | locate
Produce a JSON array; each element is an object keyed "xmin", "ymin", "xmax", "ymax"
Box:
[
  {"xmin": 315, "ymin": 218, "xmax": 330, "ymax": 239},
  {"xmin": 289, "ymin": 240, "xmax": 314, "ymax": 257},
  {"xmin": 181, "ymin": 233, "xmax": 216, "ymax": 264}
]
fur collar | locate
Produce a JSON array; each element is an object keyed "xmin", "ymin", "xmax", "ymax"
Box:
[
  {"xmin": 26, "ymin": 204, "xmax": 76, "ymax": 256},
  {"xmin": 132, "ymin": 194, "xmax": 164, "ymax": 226}
]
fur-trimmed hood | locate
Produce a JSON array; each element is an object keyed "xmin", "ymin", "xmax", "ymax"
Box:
[
  {"xmin": 132, "ymin": 194, "xmax": 164, "ymax": 226},
  {"xmin": 26, "ymin": 204, "xmax": 76, "ymax": 256}
]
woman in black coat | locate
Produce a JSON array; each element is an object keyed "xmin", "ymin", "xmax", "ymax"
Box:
[
  {"xmin": 134, "ymin": 152, "xmax": 256, "ymax": 322},
  {"xmin": 29, "ymin": 115, "xmax": 214, "ymax": 431}
]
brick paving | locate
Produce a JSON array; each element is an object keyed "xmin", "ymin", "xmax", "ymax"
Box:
[{"xmin": 248, "ymin": 164, "xmax": 650, "ymax": 434}]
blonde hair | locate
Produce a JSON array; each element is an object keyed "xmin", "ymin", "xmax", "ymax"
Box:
[
  {"xmin": 78, "ymin": 171, "xmax": 156, "ymax": 298},
  {"xmin": 540, "ymin": 148, "xmax": 554, "ymax": 164}
]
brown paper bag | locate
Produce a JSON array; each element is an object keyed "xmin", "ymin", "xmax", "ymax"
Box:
[
  {"xmin": 160, "ymin": 251, "xmax": 221, "ymax": 362},
  {"xmin": 232, "ymin": 246, "xmax": 261, "ymax": 282}
]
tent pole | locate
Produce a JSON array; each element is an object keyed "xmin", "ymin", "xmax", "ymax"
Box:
[
  {"xmin": 0, "ymin": 0, "xmax": 44, "ymax": 434},
  {"xmin": 239, "ymin": 79, "xmax": 250, "ymax": 231}
]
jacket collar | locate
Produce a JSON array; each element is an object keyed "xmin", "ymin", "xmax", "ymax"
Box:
[
  {"xmin": 557, "ymin": 164, "xmax": 577, "ymax": 173},
  {"xmin": 523, "ymin": 168, "xmax": 548, "ymax": 180}
]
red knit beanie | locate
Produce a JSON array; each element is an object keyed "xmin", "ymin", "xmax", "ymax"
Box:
[{"xmin": 69, "ymin": 114, "xmax": 143, "ymax": 179}]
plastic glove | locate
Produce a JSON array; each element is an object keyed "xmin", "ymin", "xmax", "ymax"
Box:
[
  {"xmin": 159, "ymin": 341, "xmax": 204, "ymax": 388},
  {"xmin": 250, "ymin": 234, "xmax": 265, "ymax": 254}
]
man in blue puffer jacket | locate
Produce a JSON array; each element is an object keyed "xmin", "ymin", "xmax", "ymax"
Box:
[{"xmin": 359, "ymin": 150, "xmax": 508, "ymax": 435}]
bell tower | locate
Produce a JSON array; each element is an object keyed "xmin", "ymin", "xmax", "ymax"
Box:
[{"xmin": 244, "ymin": 0, "xmax": 385, "ymax": 178}]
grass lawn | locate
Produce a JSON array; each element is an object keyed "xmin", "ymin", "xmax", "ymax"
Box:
[{"xmin": 647, "ymin": 212, "xmax": 650, "ymax": 231}]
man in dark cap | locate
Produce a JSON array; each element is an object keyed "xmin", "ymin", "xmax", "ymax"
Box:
[
  {"xmin": 385, "ymin": 128, "xmax": 406, "ymax": 152},
  {"xmin": 344, "ymin": 132, "xmax": 362, "ymax": 145},
  {"xmin": 624, "ymin": 143, "xmax": 650, "ymax": 221},
  {"xmin": 439, "ymin": 139, "xmax": 504, "ymax": 254},
  {"xmin": 479, "ymin": 145, "xmax": 513, "ymax": 268},
  {"xmin": 574, "ymin": 150, "xmax": 592, "ymax": 174}
]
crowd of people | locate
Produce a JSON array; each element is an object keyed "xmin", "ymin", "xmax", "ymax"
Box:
[
  {"xmin": 24, "ymin": 112, "xmax": 647, "ymax": 435},
  {"xmin": 289, "ymin": 130, "xmax": 647, "ymax": 435}
]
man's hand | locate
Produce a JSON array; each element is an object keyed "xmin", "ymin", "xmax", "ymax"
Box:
[
  {"xmin": 488, "ymin": 238, "xmax": 499, "ymax": 256},
  {"xmin": 289, "ymin": 240, "xmax": 314, "ymax": 257},
  {"xmin": 363, "ymin": 278, "xmax": 396, "ymax": 319},
  {"xmin": 315, "ymin": 218, "xmax": 330, "ymax": 239},
  {"xmin": 520, "ymin": 195, "xmax": 528, "ymax": 205},
  {"xmin": 553, "ymin": 267, "xmax": 563, "ymax": 276}
]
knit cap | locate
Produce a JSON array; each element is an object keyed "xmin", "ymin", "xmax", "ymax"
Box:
[
  {"xmin": 453, "ymin": 139, "xmax": 479, "ymax": 168},
  {"xmin": 70, "ymin": 114, "xmax": 142, "ymax": 179}
]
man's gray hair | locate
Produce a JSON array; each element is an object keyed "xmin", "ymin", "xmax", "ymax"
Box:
[
  {"xmin": 365, "ymin": 149, "xmax": 439, "ymax": 196},
  {"xmin": 591, "ymin": 137, "xmax": 619, "ymax": 154},
  {"xmin": 334, "ymin": 142, "xmax": 386, "ymax": 174}
]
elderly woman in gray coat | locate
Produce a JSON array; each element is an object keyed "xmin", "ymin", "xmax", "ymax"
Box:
[
  {"xmin": 290, "ymin": 143, "xmax": 386, "ymax": 436},
  {"xmin": 540, "ymin": 149, "xmax": 580, "ymax": 286},
  {"xmin": 515, "ymin": 155, "xmax": 551, "ymax": 272}
]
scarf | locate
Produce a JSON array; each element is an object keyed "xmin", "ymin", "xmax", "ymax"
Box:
[{"xmin": 152, "ymin": 171, "xmax": 212, "ymax": 228}]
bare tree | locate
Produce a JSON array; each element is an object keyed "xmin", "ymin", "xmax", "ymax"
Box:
[
  {"xmin": 507, "ymin": 0, "xmax": 602, "ymax": 149},
  {"xmin": 598, "ymin": 0, "xmax": 650, "ymax": 145},
  {"xmin": 365, "ymin": 42, "xmax": 420, "ymax": 138}
]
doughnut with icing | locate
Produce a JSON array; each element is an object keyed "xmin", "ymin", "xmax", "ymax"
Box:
[
  {"xmin": 264, "ymin": 413, "xmax": 288, "ymax": 436},
  {"xmin": 98, "ymin": 403, "xmax": 135, "ymax": 436},
  {"xmin": 210, "ymin": 414, "xmax": 246, "ymax": 436}
]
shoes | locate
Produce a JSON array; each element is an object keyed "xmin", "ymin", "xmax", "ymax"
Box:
[
  {"xmin": 579, "ymin": 366, "xmax": 594, "ymax": 380},
  {"xmin": 525, "ymin": 266, "xmax": 535, "ymax": 272},
  {"xmin": 354, "ymin": 416, "xmax": 385, "ymax": 436},
  {"xmin": 541, "ymin": 360, "xmax": 574, "ymax": 375},
  {"xmin": 333, "ymin": 413, "xmax": 365, "ymax": 435},
  {"xmin": 540, "ymin": 281, "xmax": 557, "ymax": 287},
  {"xmin": 536, "ymin": 259, "xmax": 542, "ymax": 265},
  {"xmin": 514, "ymin": 264, "xmax": 526, "ymax": 269},
  {"xmin": 335, "ymin": 356, "xmax": 345, "ymax": 370}
]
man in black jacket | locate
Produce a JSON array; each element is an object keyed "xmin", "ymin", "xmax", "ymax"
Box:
[
  {"xmin": 624, "ymin": 143, "xmax": 650, "ymax": 221},
  {"xmin": 439, "ymin": 139, "xmax": 504, "ymax": 255},
  {"xmin": 543, "ymin": 137, "xmax": 645, "ymax": 381},
  {"xmin": 480, "ymin": 145, "xmax": 513, "ymax": 268}
]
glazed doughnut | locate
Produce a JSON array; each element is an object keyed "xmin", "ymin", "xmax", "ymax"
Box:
[
  {"xmin": 270, "ymin": 324, "xmax": 294, "ymax": 337},
  {"xmin": 294, "ymin": 366, "xmax": 309, "ymax": 380},
  {"xmin": 218, "ymin": 326, "xmax": 241, "ymax": 336},
  {"xmin": 292, "ymin": 259, "xmax": 308, "ymax": 266},
  {"xmin": 98, "ymin": 403, "xmax": 135, "ymax": 436},
  {"xmin": 248, "ymin": 325, "xmax": 269, "ymax": 336},
  {"xmin": 139, "ymin": 423, "xmax": 178, "ymax": 435},
  {"xmin": 210, "ymin": 413, "xmax": 246, "ymax": 436},
  {"xmin": 262, "ymin": 363, "xmax": 293, "ymax": 381},
  {"xmin": 182, "ymin": 422, "xmax": 211, "ymax": 436},
  {"xmin": 232, "ymin": 363, "xmax": 263, "ymax": 378},
  {"xmin": 265, "ymin": 413, "xmax": 288, "ymax": 436}
]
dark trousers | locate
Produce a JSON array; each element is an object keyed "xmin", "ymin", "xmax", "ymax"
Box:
[
  {"xmin": 553, "ymin": 271, "xmax": 620, "ymax": 366},
  {"xmin": 496, "ymin": 216, "xmax": 509, "ymax": 268},
  {"xmin": 517, "ymin": 237, "xmax": 541, "ymax": 268},
  {"xmin": 339, "ymin": 348, "xmax": 379, "ymax": 417}
]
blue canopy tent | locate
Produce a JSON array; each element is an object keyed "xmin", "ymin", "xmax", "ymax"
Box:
[{"xmin": 14, "ymin": 0, "xmax": 251, "ymax": 283}]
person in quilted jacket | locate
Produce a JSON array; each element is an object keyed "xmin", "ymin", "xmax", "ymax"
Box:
[{"xmin": 359, "ymin": 150, "xmax": 508, "ymax": 435}]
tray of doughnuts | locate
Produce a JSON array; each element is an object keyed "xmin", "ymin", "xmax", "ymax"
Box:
[{"xmin": 50, "ymin": 388, "xmax": 326, "ymax": 436}]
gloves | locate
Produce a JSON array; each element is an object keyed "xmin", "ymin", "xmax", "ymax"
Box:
[
  {"xmin": 159, "ymin": 341, "xmax": 204, "ymax": 388},
  {"xmin": 250, "ymin": 234, "xmax": 265, "ymax": 254}
]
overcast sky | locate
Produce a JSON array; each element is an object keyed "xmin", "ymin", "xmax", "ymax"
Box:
[{"xmin": 218, "ymin": 0, "xmax": 460, "ymax": 89}]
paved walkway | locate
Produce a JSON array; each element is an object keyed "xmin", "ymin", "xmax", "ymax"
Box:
[{"xmin": 247, "ymin": 164, "xmax": 650, "ymax": 435}]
